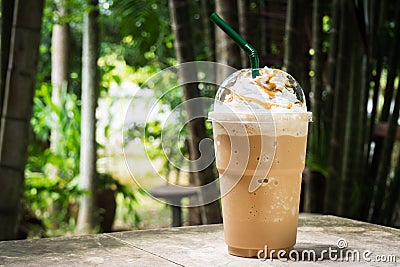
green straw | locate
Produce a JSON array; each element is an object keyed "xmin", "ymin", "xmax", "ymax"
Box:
[{"xmin": 210, "ymin": 13, "xmax": 260, "ymax": 78}]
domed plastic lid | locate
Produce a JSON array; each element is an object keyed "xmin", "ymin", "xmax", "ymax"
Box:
[{"xmin": 209, "ymin": 67, "xmax": 310, "ymax": 122}]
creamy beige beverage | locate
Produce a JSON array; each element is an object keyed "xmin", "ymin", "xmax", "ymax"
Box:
[
  {"xmin": 209, "ymin": 67, "xmax": 311, "ymax": 258},
  {"xmin": 213, "ymin": 115, "xmax": 309, "ymax": 257}
]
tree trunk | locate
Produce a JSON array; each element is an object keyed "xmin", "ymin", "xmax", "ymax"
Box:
[
  {"xmin": 169, "ymin": 0, "xmax": 222, "ymax": 224},
  {"xmin": 76, "ymin": 0, "xmax": 99, "ymax": 234},
  {"xmin": 46, "ymin": 0, "xmax": 71, "ymax": 230},
  {"xmin": 215, "ymin": 0, "xmax": 241, "ymax": 79},
  {"xmin": 0, "ymin": 0, "xmax": 44, "ymax": 240},
  {"xmin": 185, "ymin": 138, "xmax": 202, "ymax": 225},
  {"xmin": 50, "ymin": 0, "xmax": 70, "ymax": 156},
  {"xmin": 200, "ymin": 0, "xmax": 215, "ymax": 61}
]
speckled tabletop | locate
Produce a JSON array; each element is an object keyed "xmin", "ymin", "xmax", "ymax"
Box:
[{"xmin": 0, "ymin": 214, "xmax": 399, "ymax": 266}]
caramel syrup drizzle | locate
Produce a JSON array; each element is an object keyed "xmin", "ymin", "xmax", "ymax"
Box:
[
  {"xmin": 231, "ymin": 90, "xmax": 293, "ymax": 110},
  {"xmin": 228, "ymin": 68, "xmax": 304, "ymax": 110}
]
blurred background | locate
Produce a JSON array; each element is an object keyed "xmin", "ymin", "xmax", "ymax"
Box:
[{"xmin": 0, "ymin": 0, "xmax": 399, "ymax": 240}]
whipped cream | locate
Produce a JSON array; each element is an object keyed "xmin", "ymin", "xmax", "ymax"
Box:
[{"xmin": 214, "ymin": 67, "xmax": 307, "ymax": 114}]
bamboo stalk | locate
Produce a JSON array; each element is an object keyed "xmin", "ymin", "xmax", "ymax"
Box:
[
  {"xmin": 325, "ymin": 0, "xmax": 340, "ymax": 131},
  {"xmin": 324, "ymin": 0, "xmax": 353, "ymax": 215},
  {"xmin": 284, "ymin": 0, "xmax": 305, "ymax": 79},
  {"xmin": 311, "ymin": 0, "xmax": 323, "ymax": 132},
  {"xmin": 340, "ymin": 45, "xmax": 364, "ymax": 218},
  {"xmin": 304, "ymin": 0, "xmax": 325, "ymax": 213},
  {"xmin": 382, "ymin": 156, "xmax": 400, "ymax": 225},
  {"xmin": 379, "ymin": 6, "xmax": 400, "ymax": 122},
  {"xmin": 238, "ymin": 0, "xmax": 250, "ymax": 68},
  {"xmin": 0, "ymin": 0, "xmax": 15, "ymax": 113},
  {"xmin": 371, "ymin": 77, "xmax": 400, "ymax": 223},
  {"xmin": 360, "ymin": 0, "xmax": 388, "ymax": 221},
  {"xmin": 379, "ymin": 6, "xmax": 400, "ymax": 225},
  {"xmin": 0, "ymin": 0, "xmax": 44, "ymax": 240}
]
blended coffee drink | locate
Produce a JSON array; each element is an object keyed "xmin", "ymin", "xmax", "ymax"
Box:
[{"xmin": 209, "ymin": 67, "xmax": 311, "ymax": 258}]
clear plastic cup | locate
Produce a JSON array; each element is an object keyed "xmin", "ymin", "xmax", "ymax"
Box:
[{"xmin": 209, "ymin": 68, "xmax": 311, "ymax": 258}]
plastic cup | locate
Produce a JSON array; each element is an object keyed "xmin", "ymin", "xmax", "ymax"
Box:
[{"xmin": 209, "ymin": 69, "xmax": 311, "ymax": 258}]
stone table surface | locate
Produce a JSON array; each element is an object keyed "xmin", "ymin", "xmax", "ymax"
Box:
[{"xmin": 0, "ymin": 214, "xmax": 399, "ymax": 266}]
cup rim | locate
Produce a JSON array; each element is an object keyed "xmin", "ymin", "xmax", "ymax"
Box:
[{"xmin": 208, "ymin": 111, "xmax": 312, "ymax": 123}]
